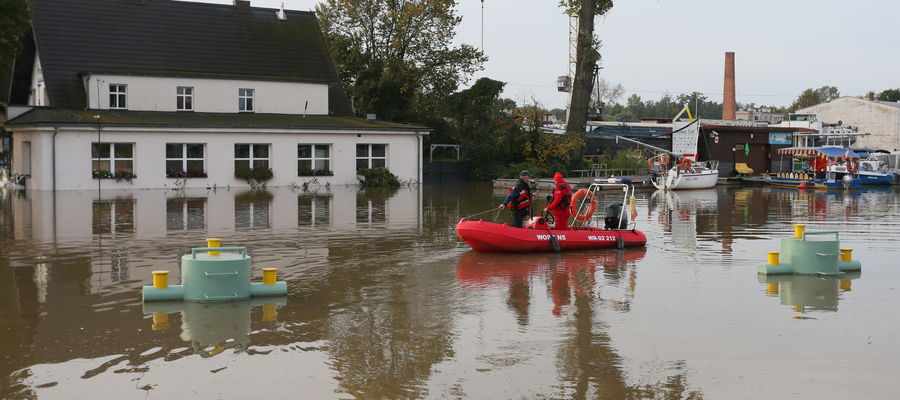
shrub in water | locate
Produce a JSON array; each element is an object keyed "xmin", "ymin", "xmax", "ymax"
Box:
[{"xmin": 357, "ymin": 167, "xmax": 400, "ymax": 188}]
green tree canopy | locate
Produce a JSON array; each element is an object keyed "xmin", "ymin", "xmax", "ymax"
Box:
[
  {"xmin": 0, "ymin": 0, "xmax": 31, "ymax": 102},
  {"xmin": 788, "ymin": 86, "xmax": 840, "ymax": 112},
  {"xmin": 316, "ymin": 0, "xmax": 486, "ymax": 122},
  {"xmin": 877, "ymin": 88, "xmax": 900, "ymax": 102}
]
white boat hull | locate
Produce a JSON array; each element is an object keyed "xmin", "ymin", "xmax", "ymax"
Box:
[{"xmin": 653, "ymin": 169, "xmax": 719, "ymax": 190}]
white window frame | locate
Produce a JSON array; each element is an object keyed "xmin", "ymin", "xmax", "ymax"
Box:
[
  {"xmin": 356, "ymin": 144, "xmax": 387, "ymax": 170},
  {"xmin": 298, "ymin": 144, "xmax": 331, "ymax": 175},
  {"xmin": 165, "ymin": 143, "xmax": 205, "ymax": 176},
  {"xmin": 92, "ymin": 142, "xmax": 134, "ymax": 173},
  {"xmin": 176, "ymin": 86, "xmax": 193, "ymax": 111},
  {"xmin": 234, "ymin": 144, "xmax": 270, "ymax": 169},
  {"xmin": 238, "ymin": 88, "xmax": 255, "ymax": 112},
  {"xmin": 109, "ymin": 84, "xmax": 127, "ymax": 109}
]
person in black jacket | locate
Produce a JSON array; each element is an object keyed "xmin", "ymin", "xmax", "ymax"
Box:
[{"xmin": 498, "ymin": 170, "xmax": 533, "ymax": 228}]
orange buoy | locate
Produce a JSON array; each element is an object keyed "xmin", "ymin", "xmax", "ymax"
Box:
[
  {"xmin": 679, "ymin": 158, "xmax": 692, "ymax": 170},
  {"xmin": 570, "ymin": 189, "xmax": 597, "ymax": 222}
]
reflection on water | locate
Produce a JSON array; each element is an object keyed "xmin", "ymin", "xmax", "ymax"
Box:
[
  {"xmin": 143, "ymin": 298, "xmax": 286, "ymax": 357},
  {"xmin": 166, "ymin": 198, "xmax": 206, "ymax": 231},
  {"xmin": 93, "ymin": 198, "xmax": 135, "ymax": 236},
  {"xmin": 760, "ymin": 272, "xmax": 861, "ymax": 317},
  {"xmin": 1, "ymin": 183, "xmax": 899, "ymax": 399}
]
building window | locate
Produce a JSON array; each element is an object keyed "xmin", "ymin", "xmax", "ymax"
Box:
[
  {"xmin": 356, "ymin": 144, "xmax": 387, "ymax": 170},
  {"xmin": 298, "ymin": 144, "xmax": 331, "ymax": 176},
  {"xmin": 239, "ymin": 88, "xmax": 254, "ymax": 112},
  {"xmin": 234, "ymin": 144, "xmax": 269, "ymax": 170},
  {"xmin": 109, "ymin": 84, "xmax": 127, "ymax": 109},
  {"xmin": 92, "ymin": 143, "xmax": 134, "ymax": 177},
  {"xmin": 165, "ymin": 143, "xmax": 206, "ymax": 177},
  {"xmin": 177, "ymin": 86, "xmax": 193, "ymax": 111}
]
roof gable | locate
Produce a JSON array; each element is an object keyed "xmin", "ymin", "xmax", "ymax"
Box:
[{"xmin": 25, "ymin": 0, "xmax": 351, "ymax": 114}]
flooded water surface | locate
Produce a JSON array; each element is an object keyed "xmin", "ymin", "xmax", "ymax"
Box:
[{"xmin": 1, "ymin": 183, "xmax": 899, "ymax": 399}]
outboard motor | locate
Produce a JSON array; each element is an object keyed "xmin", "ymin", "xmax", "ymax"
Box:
[{"xmin": 604, "ymin": 203, "xmax": 629, "ymax": 230}]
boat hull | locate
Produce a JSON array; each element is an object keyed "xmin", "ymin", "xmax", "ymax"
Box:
[
  {"xmin": 858, "ymin": 172, "xmax": 896, "ymax": 185},
  {"xmin": 653, "ymin": 171, "xmax": 719, "ymax": 190},
  {"xmin": 455, "ymin": 220, "xmax": 647, "ymax": 253}
]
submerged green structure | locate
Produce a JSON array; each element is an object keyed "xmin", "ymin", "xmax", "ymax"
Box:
[
  {"xmin": 758, "ymin": 224, "xmax": 861, "ymax": 275},
  {"xmin": 142, "ymin": 239, "xmax": 287, "ymax": 302}
]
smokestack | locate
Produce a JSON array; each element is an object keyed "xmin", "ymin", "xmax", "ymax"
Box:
[{"xmin": 723, "ymin": 52, "xmax": 736, "ymax": 120}]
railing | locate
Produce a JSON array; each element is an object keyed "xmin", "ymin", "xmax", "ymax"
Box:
[{"xmin": 570, "ymin": 168, "xmax": 646, "ymax": 178}]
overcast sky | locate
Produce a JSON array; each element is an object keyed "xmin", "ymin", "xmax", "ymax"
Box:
[{"xmin": 198, "ymin": 0, "xmax": 899, "ymax": 109}]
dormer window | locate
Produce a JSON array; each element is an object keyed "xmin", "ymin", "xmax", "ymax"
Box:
[
  {"xmin": 177, "ymin": 86, "xmax": 193, "ymax": 111},
  {"xmin": 239, "ymin": 88, "xmax": 254, "ymax": 112},
  {"xmin": 109, "ymin": 84, "xmax": 127, "ymax": 109}
]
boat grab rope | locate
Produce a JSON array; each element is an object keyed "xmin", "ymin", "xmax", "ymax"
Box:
[{"xmin": 462, "ymin": 208, "xmax": 505, "ymax": 220}]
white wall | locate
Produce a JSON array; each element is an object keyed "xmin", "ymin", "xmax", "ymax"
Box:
[
  {"xmin": 12, "ymin": 126, "xmax": 425, "ymax": 190},
  {"xmin": 798, "ymin": 98, "xmax": 900, "ymax": 152},
  {"xmin": 84, "ymin": 74, "xmax": 329, "ymax": 115}
]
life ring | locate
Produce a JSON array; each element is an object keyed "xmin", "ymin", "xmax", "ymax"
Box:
[
  {"xmin": 660, "ymin": 154, "xmax": 670, "ymax": 165},
  {"xmin": 848, "ymin": 161, "xmax": 858, "ymax": 174},
  {"xmin": 570, "ymin": 189, "xmax": 597, "ymax": 222},
  {"xmin": 679, "ymin": 158, "xmax": 692, "ymax": 170}
]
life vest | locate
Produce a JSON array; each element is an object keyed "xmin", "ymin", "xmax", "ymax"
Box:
[
  {"xmin": 554, "ymin": 184, "xmax": 572, "ymax": 210},
  {"xmin": 506, "ymin": 182, "xmax": 531, "ymax": 210}
]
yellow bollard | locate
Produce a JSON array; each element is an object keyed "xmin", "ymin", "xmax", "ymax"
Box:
[
  {"xmin": 262, "ymin": 303, "xmax": 277, "ymax": 322},
  {"xmin": 766, "ymin": 282, "xmax": 779, "ymax": 296},
  {"xmin": 207, "ymin": 238, "xmax": 221, "ymax": 256},
  {"xmin": 794, "ymin": 224, "xmax": 806, "ymax": 239},
  {"xmin": 262, "ymin": 267, "xmax": 278, "ymax": 286},
  {"xmin": 152, "ymin": 312, "xmax": 169, "ymax": 331},
  {"xmin": 767, "ymin": 252, "xmax": 780, "ymax": 266},
  {"xmin": 840, "ymin": 248, "xmax": 853, "ymax": 263},
  {"xmin": 152, "ymin": 270, "xmax": 169, "ymax": 289}
]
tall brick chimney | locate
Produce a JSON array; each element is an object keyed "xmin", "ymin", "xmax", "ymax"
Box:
[{"xmin": 722, "ymin": 52, "xmax": 736, "ymax": 120}]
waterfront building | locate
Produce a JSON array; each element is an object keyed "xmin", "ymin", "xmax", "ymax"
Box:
[
  {"xmin": 796, "ymin": 97, "xmax": 900, "ymax": 152},
  {"xmin": 2, "ymin": 0, "xmax": 427, "ymax": 191},
  {"xmin": 735, "ymin": 108, "xmax": 784, "ymax": 124},
  {"xmin": 671, "ymin": 119, "xmax": 813, "ymax": 176}
]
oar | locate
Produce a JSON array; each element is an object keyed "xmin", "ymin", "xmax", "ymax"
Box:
[{"xmin": 543, "ymin": 212, "xmax": 562, "ymax": 253}]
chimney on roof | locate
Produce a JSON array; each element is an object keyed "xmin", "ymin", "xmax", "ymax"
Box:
[
  {"xmin": 234, "ymin": 0, "xmax": 250, "ymax": 9},
  {"xmin": 722, "ymin": 52, "xmax": 736, "ymax": 120}
]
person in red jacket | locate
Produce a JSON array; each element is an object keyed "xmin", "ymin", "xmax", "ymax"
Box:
[{"xmin": 544, "ymin": 172, "xmax": 572, "ymax": 230}]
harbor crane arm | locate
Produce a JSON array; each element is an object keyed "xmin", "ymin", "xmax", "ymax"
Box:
[{"xmin": 672, "ymin": 105, "xmax": 695, "ymax": 122}]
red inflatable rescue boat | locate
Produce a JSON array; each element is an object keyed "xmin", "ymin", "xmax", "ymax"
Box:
[
  {"xmin": 456, "ymin": 181, "xmax": 647, "ymax": 253},
  {"xmin": 455, "ymin": 219, "xmax": 646, "ymax": 253}
]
